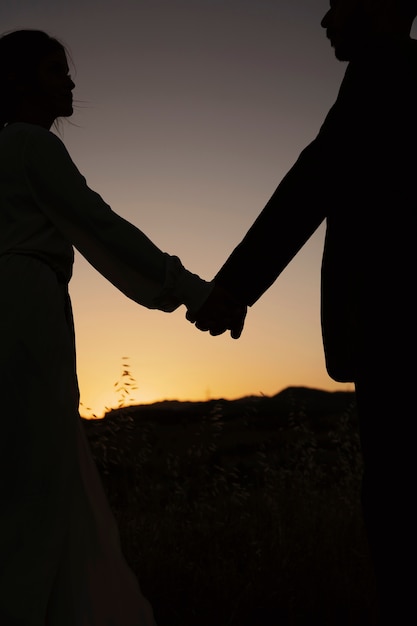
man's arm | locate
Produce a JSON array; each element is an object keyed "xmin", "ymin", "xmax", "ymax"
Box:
[
  {"xmin": 188, "ymin": 61, "xmax": 361, "ymax": 334},
  {"xmin": 185, "ymin": 138, "xmax": 330, "ymax": 338},
  {"xmin": 214, "ymin": 140, "xmax": 329, "ymax": 306}
]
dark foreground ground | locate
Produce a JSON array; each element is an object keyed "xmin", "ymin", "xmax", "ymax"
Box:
[{"xmin": 83, "ymin": 387, "xmax": 379, "ymax": 625}]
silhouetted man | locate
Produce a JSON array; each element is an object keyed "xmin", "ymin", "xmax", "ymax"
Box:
[{"xmin": 188, "ymin": 1, "xmax": 417, "ymax": 622}]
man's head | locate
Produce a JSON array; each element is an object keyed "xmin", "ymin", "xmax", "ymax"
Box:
[{"xmin": 321, "ymin": 0, "xmax": 417, "ymax": 61}]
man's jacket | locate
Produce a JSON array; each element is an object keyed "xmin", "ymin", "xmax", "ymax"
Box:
[{"xmin": 215, "ymin": 38, "xmax": 417, "ymax": 382}]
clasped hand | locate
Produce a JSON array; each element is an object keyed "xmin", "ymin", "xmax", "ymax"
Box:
[{"xmin": 186, "ymin": 283, "xmax": 247, "ymax": 339}]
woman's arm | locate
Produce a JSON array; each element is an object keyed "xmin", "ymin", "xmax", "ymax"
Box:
[{"xmin": 22, "ymin": 126, "xmax": 212, "ymax": 312}]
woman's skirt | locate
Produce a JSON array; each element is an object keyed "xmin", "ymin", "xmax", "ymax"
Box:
[{"xmin": 0, "ymin": 254, "xmax": 156, "ymax": 625}]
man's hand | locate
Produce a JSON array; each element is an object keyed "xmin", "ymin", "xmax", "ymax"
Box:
[{"xmin": 186, "ymin": 283, "xmax": 247, "ymax": 339}]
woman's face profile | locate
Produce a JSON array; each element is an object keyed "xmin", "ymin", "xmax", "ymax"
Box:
[{"xmin": 31, "ymin": 48, "xmax": 75, "ymax": 121}]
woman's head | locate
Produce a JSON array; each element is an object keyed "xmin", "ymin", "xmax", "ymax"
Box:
[{"xmin": 0, "ymin": 29, "xmax": 75, "ymax": 130}]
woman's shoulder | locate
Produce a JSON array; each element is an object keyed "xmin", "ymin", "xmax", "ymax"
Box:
[
  {"xmin": 0, "ymin": 123, "xmax": 81, "ymax": 187},
  {"xmin": 3, "ymin": 122, "xmax": 66, "ymax": 150},
  {"xmin": 4, "ymin": 123, "xmax": 73, "ymax": 170}
]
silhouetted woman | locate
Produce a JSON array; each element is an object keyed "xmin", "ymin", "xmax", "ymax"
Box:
[{"xmin": 0, "ymin": 29, "xmax": 212, "ymax": 625}]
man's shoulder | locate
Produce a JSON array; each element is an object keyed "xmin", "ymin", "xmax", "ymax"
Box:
[
  {"xmin": 406, "ymin": 36, "xmax": 417, "ymax": 53},
  {"xmin": 405, "ymin": 37, "xmax": 417, "ymax": 66}
]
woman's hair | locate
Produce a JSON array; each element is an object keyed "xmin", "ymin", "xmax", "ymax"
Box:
[{"xmin": 0, "ymin": 29, "xmax": 69, "ymax": 130}]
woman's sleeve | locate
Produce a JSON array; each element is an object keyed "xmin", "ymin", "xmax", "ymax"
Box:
[{"xmin": 22, "ymin": 128, "xmax": 212, "ymax": 312}]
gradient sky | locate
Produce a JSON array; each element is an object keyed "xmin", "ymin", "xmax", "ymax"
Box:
[{"xmin": 3, "ymin": 1, "xmax": 414, "ymax": 417}]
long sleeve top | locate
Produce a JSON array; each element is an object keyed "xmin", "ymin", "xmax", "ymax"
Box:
[{"xmin": 0, "ymin": 122, "xmax": 212, "ymax": 313}]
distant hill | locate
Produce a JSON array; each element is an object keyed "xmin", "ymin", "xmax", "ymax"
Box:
[
  {"xmin": 81, "ymin": 387, "xmax": 358, "ymax": 476},
  {"xmin": 82, "ymin": 385, "xmax": 356, "ymax": 427}
]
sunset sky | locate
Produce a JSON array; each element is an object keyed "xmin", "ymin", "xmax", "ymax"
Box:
[{"xmin": 4, "ymin": 1, "xmax": 414, "ymax": 417}]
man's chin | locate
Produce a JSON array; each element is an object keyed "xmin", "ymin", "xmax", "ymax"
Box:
[
  {"xmin": 332, "ymin": 35, "xmax": 369, "ymax": 62},
  {"xmin": 335, "ymin": 50, "xmax": 351, "ymax": 61},
  {"xmin": 333, "ymin": 43, "xmax": 354, "ymax": 62}
]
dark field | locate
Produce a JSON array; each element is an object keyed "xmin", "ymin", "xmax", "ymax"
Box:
[{"xmin": 82, "ymin": 387, "xmax": 379, "ymax": 626}]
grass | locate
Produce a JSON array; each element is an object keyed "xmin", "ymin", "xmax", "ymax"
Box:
[{"xmin": 82, "ymin": 388, "xmax": 379, "ymax": 626}]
